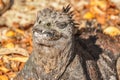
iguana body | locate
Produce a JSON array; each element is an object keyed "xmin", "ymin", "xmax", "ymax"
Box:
[{"xmin": 14, "ymin": 5, "xmax": 120, "ymax": 80}]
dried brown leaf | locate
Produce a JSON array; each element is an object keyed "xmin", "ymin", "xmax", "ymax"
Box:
[
  {"xmin": 0, "ymin": 48, "xmax": 29, "ymax": 56},
  {"xmin": 0, "ymin": 75, "xmax": 8, "ymax": 80}
]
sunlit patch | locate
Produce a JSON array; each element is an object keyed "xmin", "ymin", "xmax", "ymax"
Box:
[{"xmin": 103, "ymin": 26, "xmax": 120, "ymax": 37}]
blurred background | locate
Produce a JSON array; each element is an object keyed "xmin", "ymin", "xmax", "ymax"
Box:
[{"xmin": 0, "ymin": 0, "xmax": 119, "ymax": 80}]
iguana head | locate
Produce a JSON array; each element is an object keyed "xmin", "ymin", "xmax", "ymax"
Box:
[
  {"xmin": 32, "ymin": 6, "xmax": 77, "ymax": 77},
  {"xmin": 32, "ymin": 5, "xmax": 75, "ymax": 46}
]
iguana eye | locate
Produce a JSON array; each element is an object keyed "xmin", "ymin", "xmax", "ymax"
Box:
[
  {"xmin": 57, "ymin": 22, "xmax": 67, "ymax": 29},
  {"xmin": 47, "ymin": 22, "xmax": 51, "ymax": 26}
]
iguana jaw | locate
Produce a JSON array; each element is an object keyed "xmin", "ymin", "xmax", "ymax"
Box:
[{"xmin": 32, "ymin": 28, "xmax": 69, "ymax": 47}]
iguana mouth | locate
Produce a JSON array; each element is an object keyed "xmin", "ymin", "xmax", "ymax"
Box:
[
  {"xmin": 32, "ymin": 28, "xmax": 71, "ymax": 48},
  {"xmin": 33, "ymin": 29, "xmax": 62, "ymax": 40}
]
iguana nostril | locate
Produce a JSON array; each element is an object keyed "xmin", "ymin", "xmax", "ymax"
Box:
[{"xmin": 32, "ymin": 28, "xmax": 43, "ymax": 33}]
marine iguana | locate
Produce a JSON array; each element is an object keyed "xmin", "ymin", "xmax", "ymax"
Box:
[{"xmin": 14, "ymin": 5, "xmax": 120, "ymax": 80}]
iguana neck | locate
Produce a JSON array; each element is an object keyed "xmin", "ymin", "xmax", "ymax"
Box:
[{"xmin": 32, "ymin": 37, "xmax": 75, "ymax": 79}]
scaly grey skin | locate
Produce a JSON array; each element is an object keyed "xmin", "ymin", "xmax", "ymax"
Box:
[
  {"xmin": 14, "ymin": 5, "xmax": 119, "ymax": 80},
  {"xmin": 32, "ymin": 6, "xmax": 75, "ymax": 79},
  {"xmin": 14, "ymin": 5, "xmax": 86, "ymax": 80}
]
